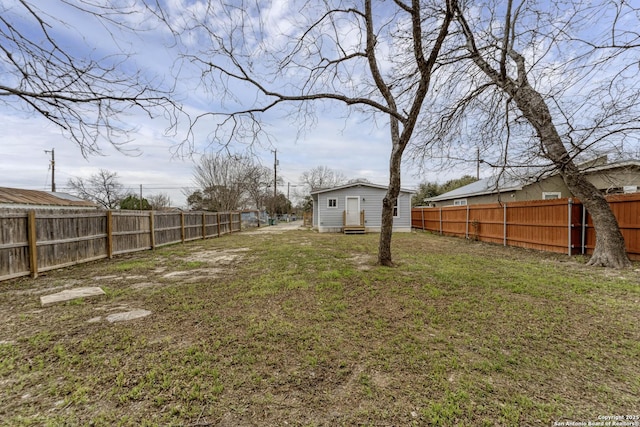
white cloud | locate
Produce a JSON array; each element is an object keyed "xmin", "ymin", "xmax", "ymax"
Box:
[{"xmin": 3, "ymin": 1, "xmax": 472, "ymax": 211}]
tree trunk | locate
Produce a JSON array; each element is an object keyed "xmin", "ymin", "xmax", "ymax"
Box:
[
  {"xmin": 378, "ymin": 197, "xmax": 394, "ymax": 266},
  {"xmin": 378, "ymin": 144, "xmax": 403, "ymax": 266},
  {"xmin": 513, "ymin": 87, "xmax": 631, "ymax": 268},
  {"xmin": 562, "ymin": 166, "xmax": 631, "ymax": 268},
  {"xmin": 456, "ymin": 9, "xmax": 631, "ymax": 269}
]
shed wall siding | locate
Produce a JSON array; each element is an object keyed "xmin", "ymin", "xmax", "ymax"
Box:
[
  {"xmin": 315, "ymin": 186, "xmax": 412, "ymax": 232},
  {"xmin": 312, "ymin": 195, "xmax": 319, "ymax": 227}
]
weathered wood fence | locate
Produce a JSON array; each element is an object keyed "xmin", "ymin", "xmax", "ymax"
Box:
[
  {"xmin": 412, "ymin": 193, "xmax": 640, "ymax": 261},
  {"xmin": 0, "ymin": 210, "xmax": 253, "ymax": 281}
]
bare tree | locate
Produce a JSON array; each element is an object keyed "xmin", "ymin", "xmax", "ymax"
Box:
[
  {"xmin": 413, "ymin": 0, "xmax": 637, "ymax": 268},
  {"xmin": 67, "ymin": 169, "xmax": 124, "ymax": 209},
  {"xmin": 300, "ymin": 166, "xmax": 347, "ymax": 192},
  {"xmin": 151, "ymin": 0, "xmax": 455, "ymax": 266},
  {"xmin": 190, "ymin": 153, "xmax": 264, "ymax": 211},
  {"xmin": 147, "ymin": 193, "xmax": 172, "ymax": 210},
  {"xmin": 244, "ymin": 164, "xmax": 273, "ymax": 212},
  {"xmin": 1, "ymin": 1, "xmax": 177, "ymax": 155}
]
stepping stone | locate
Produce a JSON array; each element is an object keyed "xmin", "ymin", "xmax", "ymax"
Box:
[
  {"xmin": 106, "ymin": 309, "xmax": 152, "ymax": 323},
  {"xmin": 40, "ymin": 287, "xmax": 106, "ymax": 307},
  {"xmin": 93, "ymin": 275, "xmax": 121, "ymax": 281}
]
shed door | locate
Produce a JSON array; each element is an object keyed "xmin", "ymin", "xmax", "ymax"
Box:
[{"xmin": 345, "ymin": 197, "xmax": 360, "ymax": 226}]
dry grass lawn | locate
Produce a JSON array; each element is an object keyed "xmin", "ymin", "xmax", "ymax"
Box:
[{"xmin": 0, "ymin": 227, "xmax": 639, "ymax": 426}]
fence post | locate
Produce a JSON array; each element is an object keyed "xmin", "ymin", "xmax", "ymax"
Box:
[
  {"xmin": 439, "ymin": 207, "xmax": 443, "ymax": 235},
  {"xmin": 568, "ymin": 198, "xmax": 573, "ymax": 256},
  {"xmin": 465, "ymin": 205, "xmax": 470, "ymax": 239},
  {"xmin": 180, "ymin": 212, "xmax": 185, "ymax": 243},
  {"xmin": 27, "ymin": 210, "xmax": 38, "ymax": 278},
  {"xmin": 106, "ymin": 210, "xmax": 113, "ymax": 259},
  {"xmin": 503, "ymin": 203, "xmax": 507, "ymax": 246},
  {"xmin": 581, "ymin": 204, "xmax": 587, "ymax": 255},
  {"xmin": 217, "ymin": 212, "xmax": 221, "ymax": 237},
  {"xmin": 149, "ymin": 211, "xmax": 155, "ymax": 250},
  {"xmin": 202, "ymin": 212, "xmax": 207, "ymax": 239},
  {"xmin": 421, "ymin": 207, "xmax": 425, "ymax": 230},
  {"xmin": 229, "ymin": 212, "xmax": 233, "ymax": 235}
]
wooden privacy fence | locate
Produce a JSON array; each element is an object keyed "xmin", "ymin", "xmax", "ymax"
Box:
[
  {"xmin": 0, "ymin": 210, "xmax": 253, "ymax": 281},
  {"xmin": 411, "ymin": 193, "xmax": 640, "ymax": 261}
]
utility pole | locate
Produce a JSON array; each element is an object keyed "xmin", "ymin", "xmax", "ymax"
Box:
[
  {"xmin": 273, "ymin": 149, "xmax": 278, "ymax": 199},
  {"xmin": 287, "ymin": 182, "xmax": 297, "ymax": 221},
  {"xmin": 44, "ymin": 148, "xmax": 55, "ymax": 192},
  {"xmin": 476, "ymin": 147, "xmax": 481, "ymax": 180}
]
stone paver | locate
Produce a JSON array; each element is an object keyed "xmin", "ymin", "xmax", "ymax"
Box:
[
  {"xmin": 106, "ymin": 309, "xmax": 152, "ymax": 323},
  {"xmin": 40, "ymin": 287, "xmax": 106, "ymax": 307}
]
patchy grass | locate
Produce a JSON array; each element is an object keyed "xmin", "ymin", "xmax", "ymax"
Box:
[{"xmin": 0, "ymin": 229, "xmax": 638, "ymax": 426}]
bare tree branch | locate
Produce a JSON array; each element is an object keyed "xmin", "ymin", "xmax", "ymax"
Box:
[{"xmin": 0, "ymin": 0, "xmax": 179, "ymax": 155}]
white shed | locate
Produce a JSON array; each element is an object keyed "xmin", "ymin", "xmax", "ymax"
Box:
[{"xmin": 311, "ymin": 182, "xmax": 414, "ymax": 233}]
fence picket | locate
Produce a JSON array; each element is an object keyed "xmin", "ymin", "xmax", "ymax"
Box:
[
  {"xmin": 0, "ymin": 209, "xmax": 254, "ymax": 282},
  {"xmin": 412, "ymin": 193, "xmax": 640, "ymax": 261}
]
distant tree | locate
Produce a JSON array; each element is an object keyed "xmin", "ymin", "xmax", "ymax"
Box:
[
  {"xmin": 190, "ymin": 153, "xmax": 262, "ymax": 211},
  {"xmin": 346, "ymin": 178, "xmax": 372, "ymax": 184},
  {"xmin": 147, "ymin": 193, "xmax": 172, "ymax": 210},
  {"xmin": 186, "ymin": 190, "xmax": 205, "ymax": 211},
  {"xmin": 186, "ymin": 186, "xmax": 235, "ymax": 211},
  {"xmin": 412, "ymin": 175, "xmax": 478, "ymax": 206},
  {"xmin": 299, "ymin": 195, "xmax": 313, "ymax": 212},
  {"xmin": 265, "ymin": 193, "xmax": 292, "ymax": 217},
  {"xmin": 300, "ymin": 166, "xmax": 347, "ymax": 192},
  {"xmin": 119, "ymin": 194, "xmax": 151, "ymax": 210},
  {"xmin": 244, "ymin": 164, "xmax": 273, "ymax": 211},
  {"xmin": 67, "ymin": 169, "xmax": 124, "ymax": 209},
  {"xmin": 412, "ymin": 182, "xmax": 441, "ymax": 207},
  {"xmin": 440, "ymin": 175, "xmax": 478, "ymax": 194}
]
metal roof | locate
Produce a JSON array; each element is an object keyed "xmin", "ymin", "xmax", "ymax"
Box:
[
  {"xmin": 427, "ymin": 160, "xmax": 640, "ymax": 202},
  {"xmin": 426, "ymin": 176, "xmax": 524, "ymax": 202},
  {"xmin": 310, "ymin": 181, "xmax": 415, "ymax": 195},
  {"xmin": 0, "ymin": 187, "xmax": 98, "ymax": 208}
]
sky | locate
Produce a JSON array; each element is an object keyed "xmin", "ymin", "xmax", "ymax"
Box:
[
  {"xmin": 1, "ymin": 0, "xmax": 484, "ymax": 208},
  {"xmin": 12, "ymin": 0, "xmax": 634, "ymax": 209},
  {"xmin": 1, "ymin": 106, "xmax": 446, "ymax": 207}
]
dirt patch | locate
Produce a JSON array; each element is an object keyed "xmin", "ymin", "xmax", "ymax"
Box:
[
  {"xmin": 242, "ymin": 221, "xmax": 305, "ymax": 234},
  {"xmin": 181, "ymin": 248, "xmax": 249, "ymax": 264},
  {"xmin": 349, "ymin": 254, "xmax": 376, "ymax": 270}
]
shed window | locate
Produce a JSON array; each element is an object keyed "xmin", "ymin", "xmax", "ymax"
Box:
[
  {"xmin": 453, "ymin": 199, "xmax": 467, "ymax": 206},
  {"xmin": 327, "ymin": 198, "xmax": 337, "ymax": 208},
  {"xmin": 542, "ymin": 192, "xmax": 561, "ymax": 200},
  {"xmin": 393, "ymin": 199, "xmax": 399, "ymax": 217}
]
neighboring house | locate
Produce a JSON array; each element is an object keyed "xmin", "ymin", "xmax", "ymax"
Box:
[
  {"xmin": 0, "ymin": 187, "xmax": 98, "ymax": 210},
  {"xmin": 311, "ymin": 182, "xmax": 414, "ymax": 233},
  {"xmin": 424, "ymin": 159, "xmax": 640, "ymax": 207}
]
